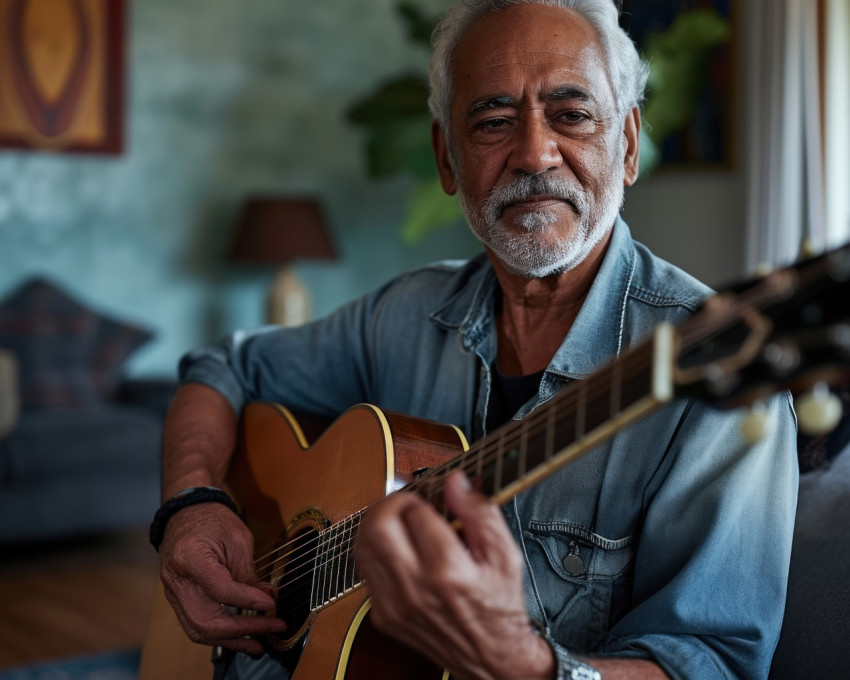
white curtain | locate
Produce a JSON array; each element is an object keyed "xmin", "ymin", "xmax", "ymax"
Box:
[
  {"xmin": 824, "ymin": 0, "xmax": 850, "ymax": 250},
  {"xmin": 745, "ymin": 0, "xmax": 828, "ymax": 272}
]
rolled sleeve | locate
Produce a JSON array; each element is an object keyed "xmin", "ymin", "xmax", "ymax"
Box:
[
  {"xmin": 599, "ymin": 394, "xmax": 799, "ymax": 679},
  {"xmin": 177, "ymin": 293, "xmax": 380, "ymax": 418}
]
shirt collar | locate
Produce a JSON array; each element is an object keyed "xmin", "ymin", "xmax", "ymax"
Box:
[{"xmin": 429, "ymin": 217, "xmax": 636, "ymax": 377}]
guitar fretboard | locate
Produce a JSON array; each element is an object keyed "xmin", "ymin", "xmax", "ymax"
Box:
[
  {"xmin": 291, "ymin": 337, "xmax": 663, "ymax": 611},
  {"xmin": 411, "ymin": 341, "xmax": 657, "ymax": 509}
]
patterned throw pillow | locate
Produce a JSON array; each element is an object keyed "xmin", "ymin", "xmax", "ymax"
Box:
[{"xmin": 0, "ymin": 277, "xmax": 153, "ymax": 411}]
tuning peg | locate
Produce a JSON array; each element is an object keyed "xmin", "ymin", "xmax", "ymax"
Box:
[
  {"xmin": 796, "ymin": 383, "xmax": 843, "ymax": 436},
  {"xmin": 752, "ymin": 263, "xmax": 775, "ymax": 278},
  {"xmin": 740, "ymin": 402, "xmax": 774, "ymax": 444}
]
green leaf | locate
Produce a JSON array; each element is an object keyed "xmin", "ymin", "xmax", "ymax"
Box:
[
  {"xmin": 642, "ymin": 8, "xmax": 731, "ymax": 145},
  {"xmin": 396, "ymin": 1, "xmax": 438, "ymax": 46},
  {"xmin": 362, "ymin": 115, "xmax": 435, "ymax": 179},
  {"xmin": 346, "ymin": 75, "xmax": 429, "ymax": 126},
  {"xmin": 401, "ymin": 177, "xmax": 465, "ymax": 243}
]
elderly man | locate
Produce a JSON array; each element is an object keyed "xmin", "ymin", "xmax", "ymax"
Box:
[{"xmin": 154, "ymin": 1, "xmax": 797, "ymax": 679}]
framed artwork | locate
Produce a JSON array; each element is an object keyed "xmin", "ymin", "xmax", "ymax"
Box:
[
  {"xmin": 630, "ymin": 0, "xmax": 736, "ymax": 170},
  {"xmin": 0, "ymin": 0, "xmax": 126, "ymax": 154}
]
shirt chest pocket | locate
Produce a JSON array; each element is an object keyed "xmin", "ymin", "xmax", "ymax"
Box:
[{"xmin": 523, "ymin": 521, "xmax": 637, "ymax": 652}]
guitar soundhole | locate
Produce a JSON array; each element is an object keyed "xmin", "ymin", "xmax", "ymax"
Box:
[{"xmin": 265, "ymin": 526, "xmax": 320, "ymax": 648}]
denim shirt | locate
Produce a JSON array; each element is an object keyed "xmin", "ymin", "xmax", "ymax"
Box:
[{"xmin": 181, "ymin": 218, "xmax": 797, "ymax": 680}]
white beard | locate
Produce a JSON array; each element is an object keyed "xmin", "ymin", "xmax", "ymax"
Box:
[{"xmin": 461, "ymin": 169, "xmax": 625, "ymax": 279}]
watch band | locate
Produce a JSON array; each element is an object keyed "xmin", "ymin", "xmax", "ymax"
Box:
[
  {"xmin": 552, "ymin": 643, "xmax": 601, "ymax": 680},
  {"xmin": 149, "ymin": 486, "xmax": 237, "ymax": 551}
]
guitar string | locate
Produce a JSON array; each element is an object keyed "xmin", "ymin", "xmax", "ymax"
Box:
[
  {"xmin": 254, "ymin": 352, "xmax": 656, "ymax": 602},
  {"xmin": 255, "ymin": 274, "xmax": 816, "ymax": 604},
  {"xmin": 251, "ymin": 350, "xmax": 651, "ymax": 580},
  {"xmin": 261, "ymin": 266, "xmax": 842, "ymax": 616},
  {"xmin": 254, "ymin": 354, "xmax": 654, "ymax": 598},
  {"xmin": 252, "ymin": 349, "xmax": 654, "ymax": 587},
  {"xmin": 254, "ymin": 262, "xmax": 807, "ymax": 574}
]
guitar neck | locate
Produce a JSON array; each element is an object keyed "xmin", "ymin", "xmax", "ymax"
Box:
[
  {"xmin": 254, "ymin": 242, "xmax": 850, "ymax": 624},
  {"xmin": 409, "ymin": 331, "xmax": 670, "ymax": 509},
  {"xmin": 292, "ymin": 328, "xmax": 672, "ymax": 612}
]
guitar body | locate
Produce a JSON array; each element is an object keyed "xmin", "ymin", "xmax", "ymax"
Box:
[{"xmin": 142, "ymin": 402, "xmax": 466, "ymax": 680}]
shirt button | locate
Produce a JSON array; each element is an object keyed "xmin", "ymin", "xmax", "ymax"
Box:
[{"xmin": 562, "ymin": 553, "xmax": 584, "ymax": 576}]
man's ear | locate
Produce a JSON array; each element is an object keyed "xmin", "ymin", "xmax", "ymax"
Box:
[
  {"xmin": 622, "ymin": 107, "xmax": 641, "ymax": 187},
  {"xmin": 432, "ymin": 121, "xmax": 458, "ymax": 195}
]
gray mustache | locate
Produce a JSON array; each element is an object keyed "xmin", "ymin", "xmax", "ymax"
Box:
[{"xmin": 483, "ymin": 174, "xmax": 585, "ymax": 224}]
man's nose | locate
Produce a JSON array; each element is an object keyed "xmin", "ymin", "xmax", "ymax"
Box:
[{"xmin": 508, "ymin": 114, "xmax": 563, "ymax": 176}]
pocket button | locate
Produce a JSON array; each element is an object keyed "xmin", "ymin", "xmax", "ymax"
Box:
[{"xmin": 562, "ymin": 553, "xmax": 584, "ymax": 576}]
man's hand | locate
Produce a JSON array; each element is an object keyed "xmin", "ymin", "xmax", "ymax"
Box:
[
  {"xmin": 158, "ymin": 502, "xmax": 288, "ymax": 655},
  {"xmin": 354, "ymin": 471, "xmax": 555, "ymax": 680}
]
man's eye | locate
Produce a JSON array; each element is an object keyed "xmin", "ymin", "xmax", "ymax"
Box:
[
  {"xmin": 560, "ymin": 111, "xmax": 589, "ymax": 123},
  {"xmin": 476, "ymin": 118, "xmax": 510, "ymax": 130}
]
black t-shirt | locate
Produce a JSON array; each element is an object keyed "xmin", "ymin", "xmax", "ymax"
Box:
[{"xmin": 485, "ymin": 364, "xmax": 545, "ymax": 433}]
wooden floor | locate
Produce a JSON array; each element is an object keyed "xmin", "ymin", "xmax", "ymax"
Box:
[{"xmin": 0, "ymin": 528, "xmax": 160, "ymax": 670}]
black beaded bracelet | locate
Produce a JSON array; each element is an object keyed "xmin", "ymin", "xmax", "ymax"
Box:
[{"xmin": 149, "ymin": 486, "xmax": 238, "ymax": 551}]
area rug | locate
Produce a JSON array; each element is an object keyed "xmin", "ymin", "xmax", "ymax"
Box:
[{"xmin": 0, "ymin": 650, "xmax": 140, "ymax": 680}]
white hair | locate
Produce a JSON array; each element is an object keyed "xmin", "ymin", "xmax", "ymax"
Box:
[{"xmin": 427, "ymin": 0, "xmax": 650, "ymax": 129}]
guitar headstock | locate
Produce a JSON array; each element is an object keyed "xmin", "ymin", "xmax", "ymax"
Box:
[{"xmin": 673, "ymin": 243, "xmax": 850, "ymax": 432}]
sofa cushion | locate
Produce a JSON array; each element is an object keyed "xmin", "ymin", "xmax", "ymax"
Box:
[
  {"xmin": 0, "ymin": 278, "xmax": 153, "ymax": 410},
  {"xmin": 769, "ymin": 441, "xmax": 850, "ymax": 678},
  {"xmin": 0, "ymin": 406, "xmax": 163, "ymax": 484}
]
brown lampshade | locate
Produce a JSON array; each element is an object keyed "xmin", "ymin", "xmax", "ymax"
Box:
[{"xmin": 229, "ymin": 197, "xmax": 337, "ymax": 263}]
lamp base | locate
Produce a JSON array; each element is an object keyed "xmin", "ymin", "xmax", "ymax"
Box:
[
  {"xmin": 0, "ymin": 349, "xmax": 19, "ymax": 439},
  {"xmin": 267, "ymin": 266, "xmax": 310, "ymax": 327}
]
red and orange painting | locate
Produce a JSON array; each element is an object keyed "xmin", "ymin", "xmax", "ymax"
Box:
[{"xmin": 0, "ymin": 0, "xmax": 125, "ymax": 154}]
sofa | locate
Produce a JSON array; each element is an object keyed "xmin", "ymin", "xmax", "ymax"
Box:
[
  {"xmin": 0, "ymin": 277, "xmax": 173, "ymax": 543},
  {"xmin": 769, "ymin": 387, "xmax": 850, "ymax": 678}
]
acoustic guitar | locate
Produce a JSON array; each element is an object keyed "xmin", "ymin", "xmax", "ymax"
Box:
[{"xmin": 140, "ymin": 243, "xmax": 850, "ymax": 680}]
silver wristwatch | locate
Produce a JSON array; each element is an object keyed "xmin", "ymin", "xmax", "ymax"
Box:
[{"xmin": 552, "ymin": 643, "xmax": 601, "ymax": 680}]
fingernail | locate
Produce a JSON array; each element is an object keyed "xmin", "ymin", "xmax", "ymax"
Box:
[{"xmin": 455, "ymin": 471, "xmax": 471, "ymax": 491}]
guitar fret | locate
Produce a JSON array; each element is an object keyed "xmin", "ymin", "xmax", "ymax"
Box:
[
  {"xmin": 494, "ymin": 433, "xmax": 504, "ymax": 493},
  {"xmin": 610, "ymin": 362, "xmax": 622, "ymax": 416},
  {"xmin": 519, "ymin": 420, "xmax": 528, "ymax": 479},
  {"xmin": 576, "ymin": 380, "xmax": 586, "ymax": 439}
]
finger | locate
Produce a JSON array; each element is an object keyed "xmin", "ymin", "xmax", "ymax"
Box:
[
  {"xmin": 354, "ymin": 494, "xmax": 432, "ymax": 613},
  {"xmin": 356, "ymin": 493, "xmax": 426, "ymax": 577},
  {"xmin": 400, "ymin": 494, "xmax": 471, "ymax": 574},
  {"xmin": 443, "ymin": 471, "xmax": 518, "ymax": 567},
  {"xmin": 166, "ymin": 576, "xmax": 288, "ymax": 643},
  {"xmin": 185, "ymin": 557, "xmax": 277, "ymax": 611}
]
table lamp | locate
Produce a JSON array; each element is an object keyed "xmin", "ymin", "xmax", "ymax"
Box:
[{"xmin": 229, "ymin": 197, "xmax": 337, "ymax": 326}]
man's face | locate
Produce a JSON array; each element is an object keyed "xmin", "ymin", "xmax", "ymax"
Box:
[{"xmin": 433, "ymin": 4, "xmax": 640, "ymax": 278}]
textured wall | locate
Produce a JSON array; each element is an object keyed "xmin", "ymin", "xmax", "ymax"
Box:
[
  {"xmin": 0, "ymin": 0, "xmax": 476, "ymax": 376},
  {"xmin": 0, "ymin": 0, "xmax": 750, "ymax": 378}
]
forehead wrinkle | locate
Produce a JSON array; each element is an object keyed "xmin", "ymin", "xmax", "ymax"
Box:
[
  {"xmin": 468, "ymin": 86, "xmax": 594, "ymax": 116},
  {"xmin": 462, "ymin": 51, "xmax": 599, "ymax": 76}
]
